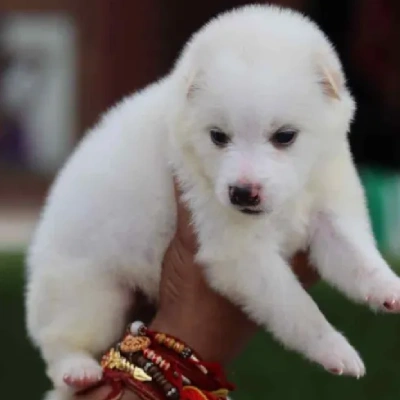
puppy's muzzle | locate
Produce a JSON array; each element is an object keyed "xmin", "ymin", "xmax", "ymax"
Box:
[{"xmin": 228, "ymin": 184, "xmax": 261, "ymax": 209}]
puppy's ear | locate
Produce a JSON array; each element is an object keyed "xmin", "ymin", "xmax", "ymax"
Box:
[
  {"xmin": 318, "ymin": 65, "xmax": 342, "ymax": 100},
  {"xmin": 315, "ymin": 53, "xmax": 344, "ymax": 100},
  {"xmin": 187, "ymin": 81, "xmax": 200, "ymax": 99},
  {"xmin": 185, "ymin": 70, "xmax": 204, "ymax": 99}
]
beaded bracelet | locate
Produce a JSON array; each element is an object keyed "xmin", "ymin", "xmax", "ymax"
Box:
[
  {"xmin": 130, "ymin": 322, "xmax": 233, "ymax": 392},
  {"xmin": 79, "ymin": 321, "xmax": 234, "ymax": 400}
]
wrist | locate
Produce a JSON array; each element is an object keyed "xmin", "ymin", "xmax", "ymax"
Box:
[
  {"xmin": 150, "ymin": 298, "xmax": 258, "ymax": 365},
  {"xmin": 88, "ymin": 321, "xmax": 235, "ymax": 400}
]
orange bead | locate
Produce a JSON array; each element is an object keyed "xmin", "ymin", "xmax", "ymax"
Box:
[
  {"xmin": 173, "ymin": 342, "xmax": 181, "ymax": 352},
  {"xmin": 156, "ymin": 333, "xmax": 166, "ymax": 344},
  {"xmin": 177, "ymin": 343, "xmax": 185, "ymax": 352}
]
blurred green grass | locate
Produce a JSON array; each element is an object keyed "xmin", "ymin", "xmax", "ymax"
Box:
[{"xmin": 2, "ymin": 253, "xmax": 400, "ymax": 400}]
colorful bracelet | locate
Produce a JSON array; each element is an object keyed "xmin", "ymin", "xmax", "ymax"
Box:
[{"xmin": 77, "ymin": 321, "xmax": 234, "ymax": 400}]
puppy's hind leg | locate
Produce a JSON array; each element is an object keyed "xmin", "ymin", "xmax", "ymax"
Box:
[{"xmin": 27, "ymin": 261, "xmax": 133, "ymax": 391}]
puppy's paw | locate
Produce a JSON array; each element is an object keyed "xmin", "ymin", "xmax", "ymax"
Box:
[
  {"xmin": 308, "ymin": 331, "xmax": 365, "ymax": 378},
  {"xmin": 50, "ymin": 354, "xmax": 103, "ymax": 389},
  {"xmin": 62, "ymin": 358, "xmax": 103, "ymax": 389},
  {"xmin": 364, "ymin": 274, "xmax": 400, "ymax": 312}
]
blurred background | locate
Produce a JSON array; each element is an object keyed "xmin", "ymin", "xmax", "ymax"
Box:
[{"xmin": 1, "ymin": 0, "xmax": 400, "ymax": 399}]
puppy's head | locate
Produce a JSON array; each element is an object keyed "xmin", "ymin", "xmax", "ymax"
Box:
[{"xmin": 170, "ymin": 6, "xmax": 355, "ymax": 215}]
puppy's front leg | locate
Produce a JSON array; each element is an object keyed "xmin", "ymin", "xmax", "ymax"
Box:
[
  {"xmin": 311, "ymin": 209, "xmax": 400, "ymax": 311},
  {"xmin": 310, "ymin": 147, "xmax": 400, "ymax": 311},
  {"xmin": 201, "ymin": 249, "xmax": 364, "ymax": 376}
]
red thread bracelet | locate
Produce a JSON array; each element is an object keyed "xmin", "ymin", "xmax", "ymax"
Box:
[{"xmin": 77, "ymin": 321, "xmax": 234, "ymax": 400}]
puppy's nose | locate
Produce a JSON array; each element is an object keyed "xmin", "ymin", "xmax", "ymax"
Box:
[{"xmin": 229, "ymin": 184, "xmax": 261, "ymax": 207}]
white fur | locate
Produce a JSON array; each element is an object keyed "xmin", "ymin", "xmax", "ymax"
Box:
[{"xmin": 26, "ymin": 5, "xmax": 400, "ymax": 398}]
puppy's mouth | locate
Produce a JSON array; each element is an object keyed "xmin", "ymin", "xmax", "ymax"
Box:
[{"xmin": 239, "ymin": 208, "xmax": 265, "ymax": 215}]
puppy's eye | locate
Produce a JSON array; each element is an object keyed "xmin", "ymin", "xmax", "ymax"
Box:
[
  {"xmin": 210, "ymin": 128, "xmax": 230, "ymax": 148},
  {"xmin": 271, "ymin": 129, "xmax": 298, "ymax": 148}
]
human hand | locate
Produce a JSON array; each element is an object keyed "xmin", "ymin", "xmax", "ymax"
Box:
[{"xmin": 74, "ymin": 181, "xmax": 319, "ymax": 400}]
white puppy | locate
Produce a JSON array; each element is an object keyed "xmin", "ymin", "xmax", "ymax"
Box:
[{"xmin": 26, "ymin": 4, "xmax": 400, "ymax": 397}]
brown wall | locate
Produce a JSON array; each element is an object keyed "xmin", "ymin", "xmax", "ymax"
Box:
[{"xmin": 0, "ymin": 0, "xmax": 309, "ymax": 205}]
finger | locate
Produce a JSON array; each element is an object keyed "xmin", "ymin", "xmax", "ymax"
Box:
[
  {"xmin": 291, "ymin": 251, "xmax": 320, "ymax": 288},
  {"xmin": 72, "ymin": 385, "xmax": 112, "ymax": 400},
  {"xmin": 73, "ymin": 386, "xmax": 140, "ymax": 400},
  {"xmin": 120, "ymin": 392, "xmax": 141, "ymax": 400}
]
